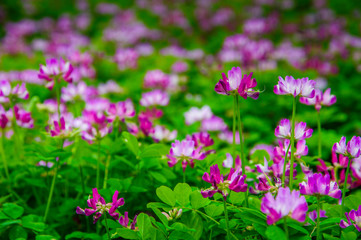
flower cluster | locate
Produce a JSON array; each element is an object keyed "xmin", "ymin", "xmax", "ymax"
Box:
[
  {"xmin": 340, "ymin": 205, "xmax": 361, "ymax": 232},
  {"xmin": 299, "ymin": 173, "xmax": 342, "ymax": 199},
  {"xmin": 274, "ymin": 76, "xmax": 315, "ymax": 98}
]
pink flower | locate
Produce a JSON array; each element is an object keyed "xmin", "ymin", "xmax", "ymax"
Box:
[
  {"xmin": 184, "ymin": 106, "xmax": 212, "ymax": 125},
  {"xmin": 171, "ymin": 61, "xmax": 188, "ymax": 73},
  {"xmin": 140, "ymin": 90, "xmax": 169, "ymax": 107},
  {"xmin": 275, "ymin": 119, "xmax": 313, "ymax": 140},
  {"xmin": 114, "ymin": 48, "xmax": 138, "ymax": 71},
  {"xmin": 107, "ymin": 99, "xmax": 135, "ymax": 121},
  {"xmin": 13, "ymin": 105, "xmax": 33, "ymax": 128},
  {"xmin": 201, "ymin": 164, "xmax": 247, "ymax": 199},
  {"xmin": 38, "ymin": 58, "xmax": 73, "ymax": 90},
  {"xmin": 300, "ymin": 88, "xmax": 336, "ymax": 111},
  {"xmin": 201, "ymin": 116, "xmax": 227, "ymax": 132},
  {"xmin": 186, "ymin": 132, "xmax": 214, "ymax": 149},
  {"xmin": 261, "ymin": 187, "xmax": 308, "ymax": 225},
  {"xmin": 299, "ymin": 173, "xmax": 341, "ymax": 199},
  {"xmin": 222, "ymin": 153, "xmax": 242, "ymax": 169},
  {"xmin": 333, "ymin": 136, "xmax": 361, "ymax": 158},
  {"xmin": 119, "ymin": 212, "xmax": 138, "ymax": 230},
  {"xmin": 214, "ymin": 66, "xmax": 259, "ymax": 99},
  {"xmin": 47, "ymin": 117, "xmax": 72, "ymax": 138},
  {"xmin": 0, "ymin": 80, "xmax": 29, "ymax": 103},
  {"xmin": 138, "ymin": 114, "xmax": 154, "ymax": 136},
  {"xmin": 143, "ymin": 70, "xmax": 170, "ymax": 89},
  {"xmin": 81, "ymin": 111, "xmax": 112, "ymax": 144},
  {"xmin": 274, "ymin": 76, "xmax": 315, "ymax": 98},
  {"xmin": 150, "ymin": 125, "xmax": 177, "ymax": 142},
  {"xmin": 167, "ymin": 139, "xmax": 205, "ymax": 172},
  {"xmin": 98, "ymin": 80, "xmax": 123, "ymax": 95},
  {"xmin": 308, "ymin": 210, "xmax": 327, "ymax": 224},
  {"xmin": 273, "ymin": 139, "xmax": 308, "ymax": 163},
  {"xmin": 76, "ymin": 188, "xmax": 124, "ymax": 224},
  {"xmin": 340, "ymin": 205, "xmax": 361, "ymax": 231},
  {"xmin": 61, "ymin": 81, "xmax": 97, "ymax": 103}
]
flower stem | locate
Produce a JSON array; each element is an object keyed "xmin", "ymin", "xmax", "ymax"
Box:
[
  {"xmin": 103, "ymin": 154, "xmax": 111, "ymax": 189},
  {"xmin": 104, "ymin": 214, "xmax": 111, "ymax": 240},
  {"xmin": 232, "ymin": 96, "xmax": 237, "ymax": 160},
  {"xmin": 282, "ymin": 141, "xmax": 292, "ymax": 187},
  {"xmin": 236, "ymin": 95, "xmax": 248, "ymax": 208},
  {"xmin": 183, "ymin": 171, "xmax": 186, "ymax": 183},
  {"xmin": 96, "ymin": 139, "xmax": 101, "ymax": 189},
  {"xmin": 0, "ymin": 130, "xmax": 10, "ymax": 181},
  {"xmin": 223, "ymin": 198, "xmax": 231, "ymax": 240},
  {"xmin": 43, "ymin": 156, "xmax": 60, "ymax": 222},
  {"xmin": 341, "ymin": 157, "xmax": 352, "ymax": 217},
  {"xmin": 9, "ymin": 99, "xmax": 22, "ymax": 161},
  {"xmin": 316, "ymin": 195, "xmax": 321, "ymax": 240},
  {"xmin": 55, "ymin": 78, "xmax": 61, "ymax": 123},
  {"xmin": 288, "ymin": 97, "xmax": 297, "ymax": 190},
  {"xmin": 317, "ymin": 111, "xmax": 322, "ymax": 158},
  {"xmin": 284, "ymin": 218, "xmax": 289, "ymax": 240}
]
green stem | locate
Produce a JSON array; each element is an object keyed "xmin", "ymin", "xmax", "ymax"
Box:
[
  {"xmin": 0, "ymin": 130, "xmax": 10, "ymax": 181},
  {"xmin": 9, "ymin": 99, "xmax": 22, "ymax": 161},
  {"xmin": 232, "ymin": 96, "xmax": 237, "ymax": 160},
  {"xmin": 282, "ymin": 141, "xmax": 292, "ymax": 187},
  {"xmin": 96, "ymin": 140, "xmax": 101, "ymax": 189},
  {"xmin": 341, "ymin": 157, "xmax": 352, "ymax": 217},
  {"xmin": 236, "ymin": 95, "xmax": 248, "ymax": 207},
  {"xmin": 43, "ymin": 156, "xmax": 60, "ymax": 222},
  {"xmin": 55, "ymin": 78, "xmax": 61, "ymax": 123},
  {"xmin": 284, "ymin": 218, "xmax": 289, "ymax": 240},
  {"xmin": 289, "ymin": 97, "xmax": 297, "ymax": 190},
  {"xmin": 79, "ymin": 164, "xmax": 86, "ymax": 196},
  {"xmin": 317, "ymin": 111, "xmax": 322, "ymax": 158},
  {"xmin": 103, "ymin": 154, "xmax": 110, "ymax": 189},
  {"xmin": 183, "ymin": 171, "xmax": 186, "ymax": 183},
  {"xmin": 316, "ymin": 195, "xmax": 321, "ymax": 240},
  {"xmin": 223, "ymin": 198, "xmax": 231, "ymax": 240},
  {"xmin": 104, "ymin": 214, "xmax": 111, "ymax": 240}
]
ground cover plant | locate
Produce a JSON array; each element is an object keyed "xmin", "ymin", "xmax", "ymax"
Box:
[{"xmin": 1, "ymin": 0, "xmax": 361, "ymax": 239}]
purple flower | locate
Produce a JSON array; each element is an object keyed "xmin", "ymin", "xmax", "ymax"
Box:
[
  {"xmin": 300, "ymin": 88, "xmax": 336, "ymax": 111},
  {"xmin": 201, "ymin": 164, "xmax": 247, "ymax": 199},
  {"xmin": 119, "ymin": 212, "xmax": 138, "ymax": 230},
  {"xmin": 274, "ymin": 76, "xmax": 315, "ymax": 98},
  {"xmin": 114, "ymin": 48, "xmax": 138, "ymax": 71},
  {"xmin": 167, "ymin": 139, "xmax": 205, "ymax": 172},
  {"xmin": 186, "ymin": 132, "xmax": 214, "ymax": 149},
  {"xmin": 214, "ymin": 67, "xmax": 259, "ymax": 99},
  {"xmin": 171, "ymin": 61, "xmax": 188, "ymax": 73},
  {"xmin": 222, "ymin": 153, "xmax": 245, "ymax": 170},
  {"xmin": 308, "ymin": 210, "xmax": 327, "ymax": 223},
  {"xmin": 80, "ymin": 111, "xmax": 112, "ymax": 144},
  {"xmin": 273, "ymin": 139, "xmax": 308, "ymax": 163},
  {"xmin": 98, "ymin": 80, "xmax": 123, "ymax": 95},
  {"xmin": 184, "ymin": 106, "xmax": 212, "ymax": 125},
  {"xmin": 13, "ymin": 105, "xmax": 33, "ymax": 129},
  {"xmin": 143, "ymin": 70, "xmax": 170, "ymax": 90},
  {"xmin": 299, "ymin": 173, "xmax": 341, "ymax": 199},
  {"xmin": 138, "ymin": 114, "xmax": 154, "ymax": 136},
  {"xmin": 150, "ymin": 125, "xmax": 177, "ymax": 142},
  {"xmin": 275, "ymin": 119, "xmax": 313, "ymax": 140},
  {"xmin": 333, "ymin": 136, "xmax": 361, "ymax": 158},
  {"xmin": 201, "ymin": 116, "xmax": 227, "ymax": 132},
  {"xmin": 76, "ymin": 188, "xmax": 124, "ymax": 224},
  {"xmin": 107, "ymin": 99, "xmax": 135, "ymax": 122},
  {"xmin": 0, "ymin": 80, "xmax": 29, "ymax": 103},
  {"xmin": 38, "ymin": 58, "xmax": 73, "ymax": 90},
  {"xmin": 61, "ymin": 82, "xmax": 97, "ymax": 103},
  {"xmin": 47, "ymin": 116, "xmax": 72, "ymax": 138},
  {"xmin": 340, "ymin": 205, "xmax": 361, "ymax": 231},
  {"xmin": 261, "ymin": 187, "xmax": 308, "ymax": 225},
  {"xmin": 140, "ymin": 90, "xmax": 169, "ymax": 107}
]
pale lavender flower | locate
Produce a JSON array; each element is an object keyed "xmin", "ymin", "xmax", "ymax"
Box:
[
  {"xmin": 98, "ymin": 80, "xmax": 123, "ymax": 95},
  {"xmin": 38, "ymin": 58, "xmax": 73, "ymax": 90},
  {"xmin": 184, "ymin": 105, "xmax": 212, "ymax": 125},
  {"xmin": 0, "ymin": 80, "xmax": 29, "ymax": 103},
  {"xmin": 143, "ymin": 70, "xmax": 169, "ymax": 89},
  {"xmin": 140, "ymin": 90, "xmax": 169, "ymax": 107},
  {"xmin": 107, "ymin": 99, "xmax": 135, "ymax": 122},
  {"xmin": 333, "ymin": 136, "xmax": 361, "ymax": 158},
  {"xmin": 61, "ymin": 81, "xmax": 97, "ymax": 103},
  {"xmin": 275, "ymin": 119, "xmax": 313, "ymax": 140},
  {"xmin": 300, "ymin": 88, "xmax": 336, "ymax": 111},
  {"xmin": 114, "ymin": 48, "xmax": 139, "ymax": 70},
  {"xmin": 274, "ymin": 76, "xmax": 315, "ymax": 98},
  {"xmin": 150, "ymin": 125, "xmax": 177, "ymax": 142},
  {"xmin": 201, "ymin": 116, "xmax": 227, "ymax": 132}
]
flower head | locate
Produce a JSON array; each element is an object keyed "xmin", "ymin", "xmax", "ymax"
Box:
[
  {"xmin": 340, "ymin": 205, "xmax": 361, "ymax": 231},
  {"xmin": 119, "ymin": 212, "xmax": 138, "ymax": 230},
  {"xmin": 167, "ymin": 139, "xmax": 205, "ymax": 172},
  {"xmin": 299, "ymin": 173, "xmax": 341, "ymax": 199},
  {"xmin": 201, "ymin": 164, "xmax": 247, "ymax": 199},
  {"xmin": 300, "ymin": 88, "xmax": 336, "ymax": 111},
  {"xmin": 107, "ymin": 99, "xmax": 135, "ymax": 122},
  {"xmin": 0, "ymin": 80, "xmax": 29, "ymax": 103},
  {"xmin": 38, "ymin": 58, "xmax": 73, "ymax": 90},
  {"xmin": 47, "ymin": 116, "xmax": 72, "ymax": 138},
  {"xmin": 261, "ymin": 187, "xmax": 308, "ymax": 225},
  {"xmin": 333, "ymin": 136, "xmax": 361, "ymax": 158},
  {"xmin": 140, "ymin": 90, "xmax": 169, "ymax": 107},
  {"xmin": 214, "ymin": 67, "xmax": 259, "ymax": 99},
  {"xmin": 274, "ymin": 76, "xmax": 315, "ymax": 98},
  {"xmin": 76, "ymin": 188, "xmax": 124, "ymax": 223},
  {"xmin": 275, "ymin": 119, "xmax": 313, "ymax": 140}
]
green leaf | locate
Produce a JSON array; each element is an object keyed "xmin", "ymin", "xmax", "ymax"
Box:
[
  {"xmin": 168, "ymin": 231, "xmax": 195, "ymax": 240},
  {"xmin": 35, "ymin": 235, "xmax": 57, "ymax": 240},
  {"xmin": 180, "ymin": 211, "xmax": 203, "ymax": 240},
  {"xmin": 288, "ymin": 222, "xmax": 309, "ymax": 235},
  {"xmin": 65, "ymin": 231, "xmax": 101, "ymax": 240},
  {"xmin": 229, "ymin": 191, "xmax": 245, "ymax": 205},
  {"xmin": 21, "ymin": 215, "xmax": 46, "ymax": 232},
  {"xmin": 150, "ymin": 171, "xmax": 167, "ymax": 184},
  {"xmin": 0, "ymin": 211, "xmax": 10, "ymax": 220},
  {"xmin": 345, "ymin": 195, "xmax": 361, "ymax": 211},
  {"xmin": 190, "ymin": 191, "xmax": 210, "ymax": 210},
  {"xmin": 121, "ymin": 132, "xmax": 139, "ymax": 156},
  {"xmin": 3, "ymin": 203, "xmax": 24, "ymax": 219},
  {"xmin": 265, "ymin": 226, "xmax": 286, "ymax": 240},
  {"xmin": 341, "ymin": 231, "xmax": 357, "ymax": 240},
  {"xmin": 204, "ymin": 204, "xmax": 223, "ymax": 217},
  {"xmin": 250, "ymin": 150, "xmax": 270, "ymax": 163},
  {"xmin": 137, "ymin": 213, "xmax": 154, "ymax": 240},
  {"xmin": 156, "ymin": 186, "xmax": 176, "ymax": 206},
  {"xmin": 115, "ymin": 228, "xmax": 139, "ymax": 239},
  {"xmin": 149, "ymin": 207, "xmax": 168, "ymax": 226},
  {"xmin": 9, "ymin": 226, "xmax": 28, "ymax": 240},
  {"xmin": 174, "ymin": 183, "xmax": 192, "ymax": 206},
  {"xmin": 139, "ymin": 144, "xmax": 167, "ymax": 159}
]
